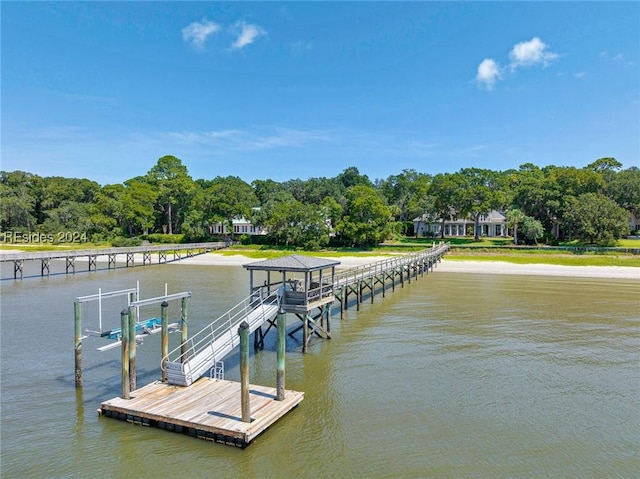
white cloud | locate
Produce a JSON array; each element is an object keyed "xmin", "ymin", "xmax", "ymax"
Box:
[
  {"xmin": 291, "ymin": 41, "xmax": 313, "ymax": 54},
  {"xmin": 476, "ymin": 58, "xmax": 502, "ymax": 90},
  {"xmin": 509, "ymin": 37, "xmax": 558, "ymax": 70},
  {"xmin": 231, "ymin": 21, "xmax": 266, "ymax": 50},
  {"xmin": 166, "ymin": 127, "xmax": 329, "ymax": 150},
  {"xmin": 182, "ymin": 19, "xmax": 220, "ymax": 49},
  {"xmin": 600, "ymin": 51, "xmax": 636, "ymax": 67},
  {"xmin": 476, "ymin": 36, "xmax": 560, "ymax": 90}
]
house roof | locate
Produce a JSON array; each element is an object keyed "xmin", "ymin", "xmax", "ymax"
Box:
[
  {"xmin": 413, "ymin": 209, "xmax": 506, "ymax": 223},
  {"xmin": 243, "ymin": 254, "xmax": 340, "ymax": 272}
]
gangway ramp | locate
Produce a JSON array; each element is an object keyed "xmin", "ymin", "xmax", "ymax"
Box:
[{"xmin": 163, "ymin": 290, "xmax": 280, "ymax": 386}]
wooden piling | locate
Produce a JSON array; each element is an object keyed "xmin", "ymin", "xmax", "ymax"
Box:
[
  {"xmin": 239, "ymin": 321, "xmax": 251, "ymax": 422},
  {"xmin": 302, "ymin": 313, "xmax": 309, "ymax": 353},
  {"xmin": 121, "ymin": 309, "xmax": 130, "ymax": 400},
  {"xmin": 276, "ymin": 308, "xmax": 286, "ymax": 401},
  {"xmin": 74, "ymin": 301, "xmax": 82, "ymax": 387},
  {"xmin": 161, "ymin": 301, "xmax": 169, "ymax": 382},
  {"xmin": 128, "ymin": 292, "xmax": 137, "ymax": 392}
]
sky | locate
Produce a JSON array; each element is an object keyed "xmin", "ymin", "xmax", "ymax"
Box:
[{"xmin": 2, "ymin": 1, "xmax": 639, "ymax": 186}]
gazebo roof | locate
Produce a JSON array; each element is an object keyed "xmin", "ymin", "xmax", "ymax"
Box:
[{"xmin": 243, "ymin": 254, "xmax": 340, "ymax": 272}]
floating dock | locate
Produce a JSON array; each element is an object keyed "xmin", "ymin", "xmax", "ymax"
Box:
[{"xmin": 99, "ymin": 378, "xmax": 304, "ymax": 447}]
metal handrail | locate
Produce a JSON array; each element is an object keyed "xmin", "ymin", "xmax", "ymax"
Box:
[{"xmin": 161, "ymin": 288, "xmax": 280, "ymax": 372}]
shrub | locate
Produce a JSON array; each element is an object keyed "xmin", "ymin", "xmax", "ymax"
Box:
[
  {"xmin": 111, "ymin": 236, "xmax": 142, "ymax": 247},
  {"xmin": 143, "ymin": 233, "xmax": 184, "ymax": 244}
]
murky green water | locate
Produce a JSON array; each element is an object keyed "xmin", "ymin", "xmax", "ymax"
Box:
[{"xmin": 1, "ymin": 261, "xmax": 638, "ymax": 478}]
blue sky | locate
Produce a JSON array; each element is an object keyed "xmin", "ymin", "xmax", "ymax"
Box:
[{"xmin": 2, "ymin": 2, "xmax": 638, "ymax": 186}]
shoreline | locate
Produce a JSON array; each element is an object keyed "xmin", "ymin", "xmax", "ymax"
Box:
[
  {"xmin": 172, "ymin": 252, "xmax": 638, "ymax": 280},
  {"xmin": 1, "ymin": 249, "xmax": 637, "ymax": 279}
]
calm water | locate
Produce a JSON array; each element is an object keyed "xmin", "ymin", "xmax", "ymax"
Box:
[{"xmin": 1, "ymin": 261, "xmax": 638, "ymax": 478}]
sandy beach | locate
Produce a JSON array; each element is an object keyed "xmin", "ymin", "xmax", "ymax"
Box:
[{"xmin": 171, "ymin": 252, "xmax": 639, "ymax": 280}]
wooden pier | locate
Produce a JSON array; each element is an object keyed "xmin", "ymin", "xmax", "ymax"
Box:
[
  {"xmin": 99, "ymin": 378, "xmax": 303, "ymax": 447},
  {"xmin": 92, "ymin": 242, "xmax": 450, "ymax": 448},
  {"xmin": 333, "ymin": 243, "xmax": 449, "ymax": 318},
  {"xmin": 1, "ymin": 241, "xmax": 230, "ymax": 279}
]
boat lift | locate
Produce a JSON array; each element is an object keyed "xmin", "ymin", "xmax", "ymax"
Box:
[{"xmin": 73, "ymin": 283, "xmax": 190, "ymax": 388}]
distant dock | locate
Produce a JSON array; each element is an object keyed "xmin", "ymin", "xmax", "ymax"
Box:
[
  {"xmin": 99, "ymin": 378, "xmax": 304, "ymax": 447},
  {"xmin": 1, "ymin": 241, "xmax": 230, "ymax": 279}
]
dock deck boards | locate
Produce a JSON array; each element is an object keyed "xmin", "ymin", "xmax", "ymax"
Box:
[{"xmin": 99, "ymin": 378, "xmax": 303, "ymax": 447}]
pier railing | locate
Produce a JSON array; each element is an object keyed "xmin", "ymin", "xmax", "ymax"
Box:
[
  {"xmin": 162, "ymin": 289, "xmax": 281, "ymax": 386},
  {"xmin": 0, "ymin": 241, "xmax": 230, "ymax": 262},
  {"xmin": 333, "ymin": 242, "xmax": 450, "ymax": 288},
  {"xmin": 1, "ymin": 241, "xmax": 232, "ymax": 279}
]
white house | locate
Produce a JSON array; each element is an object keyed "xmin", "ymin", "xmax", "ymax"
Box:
[
  {"xmin": 413, "ymin": 210, "xmax": 507, "ymax": 237},
  {"xmin": 210, "ymin": 216, "xmax": 268, "ymax": 236}
]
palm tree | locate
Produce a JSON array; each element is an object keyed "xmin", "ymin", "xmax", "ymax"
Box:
[{"xmin": 506, "ymin": 208, "xmax": 526, "ymax": 245}]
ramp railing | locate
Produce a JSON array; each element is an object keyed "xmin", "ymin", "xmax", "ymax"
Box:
[{"xmin": 162, "ymin": 288, "xmax": 280, "ymax": 385}]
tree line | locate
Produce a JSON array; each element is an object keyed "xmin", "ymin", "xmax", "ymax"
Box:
[{"xmin": 1, "ymin": 155, "xmax": 638, "ymax": 248}]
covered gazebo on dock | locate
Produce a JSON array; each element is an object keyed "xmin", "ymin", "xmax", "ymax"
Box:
[{"xmin": 244, "ymin": 255, "xmax": 340, "ymax": 352}]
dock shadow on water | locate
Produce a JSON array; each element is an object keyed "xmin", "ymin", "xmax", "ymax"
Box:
[{"xmin": 1, "ymin": 264, "xmax": 639, "ymax": 478}]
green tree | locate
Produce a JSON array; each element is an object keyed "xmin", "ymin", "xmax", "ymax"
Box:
[
  {"xmin": 458, "ymin": 168, "xmax": 506, "ymax": 240},
  {"xmin": 561, "ymin": 192, "xmax": 629, "ymax": 244},
  {"xmin": 377, "ymin": 169, "xmax": 433, "ymax": 223},
  {"xmin": 121, "ymin": 179, "xmax": 158, "ymax": 236},
  {"xmin": 300, "ymin": 176, "xmax": 343, "ymax": 205},
  {"xmin": 261, "ymin": 200, "xmax": 330, "ymax": 249},
  {"xmin": 252, "ymin": 179, "xmax": 286, "ymax": 205},
  {"xmin": 89, "ymin": 183, "xmax": 124, "ymax": 238},
  {"xmin": 320, "ymin": 196, "xmax": 343, "ymax": 235},
  {"xmin": 41, "ymin": 201, "xmax": 93, "ymax": 235},
  {"xmin": 552, "ymin": 166, "xmax": 604, "ymax": 198},
  {"xmin": 521, "ymin": 216, "xmax": 544, "ymax": 244},
  {"xmin": 205, "ymin": 176, "xmax": 258, "ymax": 238},
  {"xmin": 586, "ymin": 157, "xmax": 623, "ymax": 176},
  {"xmin": 429, "ymin": 173, "xmax": 466, "ymax": 239},
  {"xmin": 0, "ymin": 171, "xmax": 37, "ymax": 231},
  {"xmin": 146, "ymin": 156, "xmax": 194, "ymax": 235},
  {"xmin": 605, "ymin": 166, "xmax": 640, "ymax": 218},
  {"xmin": 510, "ymin": 163, "xmax": 561, "ymax": 233},
  {"xmin": 336, "ymin": 166, "xmax": 373, "ymax": 191},
  {"xmin": 337, "ymin": 185, "xmax": 392, "ymax": 247}
]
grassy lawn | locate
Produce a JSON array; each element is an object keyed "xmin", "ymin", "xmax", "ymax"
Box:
[
  {"xmin": 389, "ymin": 236, "xmax": 640, "ymax": 248},
  {"xmin": 446, "ymin": 253, "xmax": 640, "ymax": 268},
  {"xmin": 0, "ymin": 243, "xmax": 106, "ymax": 252},
  {"xmin": 223, "ymin": 244, "xmax": 399, "ymax": 260}
]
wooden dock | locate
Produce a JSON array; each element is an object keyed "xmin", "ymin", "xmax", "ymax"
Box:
[
  {"xmin": 1, "ymin": 241, "xmax": 230, "ymax": 279},
  {"xmin": 99, "ymin": 378, "xmax": 304, "ymax": 447}
]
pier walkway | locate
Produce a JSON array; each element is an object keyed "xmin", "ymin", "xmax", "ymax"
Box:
[
  {"xmin": 99, "ymin": 242, "xmax": 450, "ymax": 447},
  {"xmin": 1, "ymin": 241, "xmax": 230, "ymax": 279},
  {"xmin": 161, "ymin": 242, "xmax": 450, "ymax": 386},
  {"xmin": 333, "ymin": 242, "xmax": 450, "ymax": 317}
]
